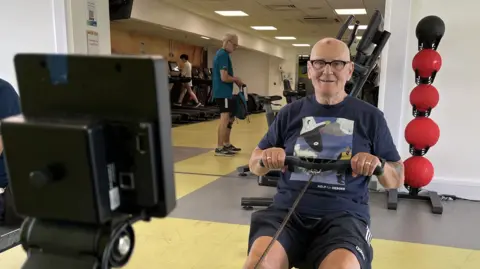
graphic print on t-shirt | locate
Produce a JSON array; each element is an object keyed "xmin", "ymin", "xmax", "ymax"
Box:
[{"xmin": 290, "ymin": 116, "xmax": 354, "ymax": 191}]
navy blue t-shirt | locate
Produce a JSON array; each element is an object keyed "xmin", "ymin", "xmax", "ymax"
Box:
[
  {"xmin": 258, "ymin": 95, "xmax": 400, "ymax": 223},
  {"xmin": 0, "ymin": 79, "xmax": 21, "ymax": 188}
]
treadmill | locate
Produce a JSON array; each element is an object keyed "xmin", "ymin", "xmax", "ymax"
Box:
[
  {"xmin": 175, "ymin": 65, "xmax": 218, "ymax": 117},
  {"xmin": 168, "ymin": 61, "xmax": 204, "ymax": 121}
]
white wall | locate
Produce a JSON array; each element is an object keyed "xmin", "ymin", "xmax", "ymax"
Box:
[
  {"xmin": 0, "ymin": 0, "xmax": 111, "ymax": 92},
  {"xmin": 281, "ymin": 50, "xmax": 299, "ymax": 96},
  {"xmin": 231, "ymin": 49, "xmax": 270, "ymax": 96},
  {"xmin": 268, "ymin": 57, "xmax": 284, "ymax": 98},
  {"xmin": 383, "ymin": 0, "xmax": 480, "ymax": 199},
  {"xmin": 378, "ymin": 0, "xmax": 412, "ymax": 149},
  {"xmin": 131, "ymin": 0, "xmax": 287, "ymax": 59},
  {"xmin": 66, "ymin": 0, "xmax": 111, "ymax": 54},
  {"xmin": 0, "ymin": 0, "xmax": 69, "ymax": 91}
]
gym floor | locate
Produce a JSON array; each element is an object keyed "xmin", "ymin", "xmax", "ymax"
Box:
[{"xmin": 1, "ymin": 114, "xmax": 479, "ymax": 269}]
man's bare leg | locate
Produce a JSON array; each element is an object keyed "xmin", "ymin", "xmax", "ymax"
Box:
[
  {"xmin": 215, "ymin": 112, "xmax": 235, "ymax": 156},
  {"xmin": 223, "ymin": 115, "xmax": 241, "ymax": 152},
  {"xmin": 176, "ymin": 85, "xmax": 187, "ymax": 105},
  {"xmin": 224, "ymin": 116, "xmax": 234, "ymax": 145},
  {"xmin": 185, "ymin": 85, "xmax": 200, "ymax": 105},
  {"xmin": 318, "ymin": 249, "xmax": 360, "ymax": 269},
  {"xmin": 243, "ymin": 236, "xmax": 289, "ymax": 269}
]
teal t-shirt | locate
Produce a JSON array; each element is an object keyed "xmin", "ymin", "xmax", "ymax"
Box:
[{"xmin": 212, "ymin": 48, "xmax": 234, "ymax": 98}]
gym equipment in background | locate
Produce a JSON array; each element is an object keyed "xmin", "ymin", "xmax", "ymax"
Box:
[
  {"xmin": 168, "ymin": 61, "xmax": 220, "ymax": 125},
  {"xmin": 240, "ymin": 91, "xmax": 304, "ymax": 210},
  {"xmin": 168, "ymin": 61, "xmax": 201, "ymax": 123},
  {"xmin": 343, "ymin": 10, "xmax": 390, "ymax": 99},
  {"xmin": 337, "ymin": 15, "xmax": 359, "ymax": 48},
  {"xmin": 283, "ymin": 79, "xmax": 307, "ymax": 102},
  {"xmin": 336, "ymin": 11, "xmax": 386, "ymax": 107},
  {"xmin": 236, "ymin": 94, "xmax": 283, "ymax": 179},
  {"xmin": 192, "ymin": 67, "xmax": 215, "ymax": 106},
  {"xmin": 387, "ymin": 15, "xmax": 445, "ymax": 215},
  {"xmin": 236, "ymin": 79, "xmax": 305, "ymax": 178},
  {"xmin": 247, "ymin": 94, "xmax": 266, "ymax": 114}
]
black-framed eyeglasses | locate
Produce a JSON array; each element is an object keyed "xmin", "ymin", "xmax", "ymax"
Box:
[{"xmin": 309, "ymin": 60, "xmax": 350, "ymax": 71}]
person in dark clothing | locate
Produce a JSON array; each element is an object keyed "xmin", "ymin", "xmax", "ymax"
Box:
[
  {"xmin": 0, "ymin": 78, "xmax": 21, "ymax": 225},
  {"xmin": 243, "ymin": 38, "xmax": 405, "ymax": 269}
]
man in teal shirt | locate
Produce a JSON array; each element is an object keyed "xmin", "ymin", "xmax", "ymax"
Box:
[{"xmin": 212, "ymin": 33, "xmax": 243, "ymax": 156}]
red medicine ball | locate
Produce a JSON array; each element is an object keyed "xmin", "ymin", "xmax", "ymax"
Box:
[
  {"xmin": 404, "ymin": 156, "xmax": 434, "ymax": 188},
  {"xmin": 405, "ymin": 117, "xmax": 440, "ymax": 149},
  {"xmin": 410, "ymin": 84, "xmax": 440, "ymax": 111},
  {"xmin": 412, "ymin": 49, "xmax": 442, "ymax": 78}
]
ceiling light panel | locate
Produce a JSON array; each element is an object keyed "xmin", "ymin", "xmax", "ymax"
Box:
[
  {"xmin": 275, "ymin": 36, "xmax": 296, "ymax": 40},
  {"xmin": 251, "ymin": 26, "xmax": 277, "ymax": 30},
  {"xmin": 215, "ymin": 11, "xmax": 249, "ymax": 16},
  {"xmin": 335, "ymin": 9, "xmax": 367, "ymax": 15}
]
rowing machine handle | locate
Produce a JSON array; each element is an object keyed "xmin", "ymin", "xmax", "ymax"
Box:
[{"xmin": 259, "ymin": 156, "xmax": 384, "ymax": 176}]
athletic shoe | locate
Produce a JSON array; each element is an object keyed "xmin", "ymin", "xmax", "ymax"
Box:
[
  {"xmin": 173, "ymin": 103, "xmax": 182, "ymax": 106},
  {"xmin": 215, "ymin": 147, "xmax": 236, "ymax": 157},
  {"xmin": 194, "ymin": 103, "xmax": 203, "ymax": 108},
  {"xmin": 224, "ymin": 144, "xmax": 241, "ymax": 152}
]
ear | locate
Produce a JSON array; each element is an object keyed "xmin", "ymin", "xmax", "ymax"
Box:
[{"xmin": 347, "ymin": 62, "xmax": 354, "ymax": 79}]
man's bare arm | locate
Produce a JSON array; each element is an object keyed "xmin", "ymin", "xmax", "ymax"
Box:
[
  {"xmin": 377, "ymin": 160, "xmax": 405, "ymax": 189},
  {"xmin": 220, "ymin": 69, "xmax": 238, "ymax": 83},
  {"xmin": 248, "ymin": 147, "xmax": 269, "ymax": 176},
  {"xmin": 0, "ymin": 136, "xmax": 3, "ymax": 155}
]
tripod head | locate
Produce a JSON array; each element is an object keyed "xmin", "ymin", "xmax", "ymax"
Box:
[{"xmin": 0, "ymin": 54, "xmax": 177, "ymax": 268}]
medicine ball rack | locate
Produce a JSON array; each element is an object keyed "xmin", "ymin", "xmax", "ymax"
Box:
[{"xmin": 387, "ymin": 15, "xmax": 446, "ymax": 215}]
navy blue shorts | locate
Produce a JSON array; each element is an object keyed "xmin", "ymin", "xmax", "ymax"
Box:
[{"xmin": 247, "ymin": 206, "xmax": 373, "ymax": 269}]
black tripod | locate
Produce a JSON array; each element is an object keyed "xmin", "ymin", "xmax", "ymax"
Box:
[{"xmin": 19, "ymin": 214, "xmax": 145, "ymax": 269}]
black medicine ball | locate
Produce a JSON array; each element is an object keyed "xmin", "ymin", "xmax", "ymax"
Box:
[{"xmin": 415, "ymin": 15, "xmax": 445, "ymax": 50}]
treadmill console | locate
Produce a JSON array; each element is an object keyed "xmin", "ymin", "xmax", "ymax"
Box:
[
  {"xmin": 168, "ymin": 61, "xmax": 180, "ymax": 76},
  {"xmin": 203, "ymin": 68, "xmax": 211, "ymax": 80}
]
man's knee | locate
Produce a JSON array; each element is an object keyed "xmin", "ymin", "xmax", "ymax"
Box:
[
  {"xmin": 318, "ymin": 249, "xmax": 360, "ymax": 269},
  {"xmin": 219, "ymin": 112, "xmax": 230, "ymax": 123},
  {"xmin": 244, "ymin": 236, "xmax": 289, "ymax": 269}
]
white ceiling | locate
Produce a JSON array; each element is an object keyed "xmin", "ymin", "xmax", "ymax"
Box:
[{"xmin": 159, "ymin": 0, "xmax": 386, "ymax": 51}]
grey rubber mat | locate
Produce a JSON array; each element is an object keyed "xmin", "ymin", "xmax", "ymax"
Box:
[
  {"xmin": 171, "ymin": 172, "xmax": 480, "ymax": 250},
  {"xmin": 173, "ymin": 146, "xmax": 213, "ymax": 163}
]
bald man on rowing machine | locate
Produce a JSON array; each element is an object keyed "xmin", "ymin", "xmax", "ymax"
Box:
[{"xmin": 243, "ymin": 38, "xmax": 405, "ymax": 269}]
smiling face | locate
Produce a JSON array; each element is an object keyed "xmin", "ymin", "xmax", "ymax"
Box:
[{"xmin": 307, "ymin": 38, "xmax": 354, "ymax": 98}]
